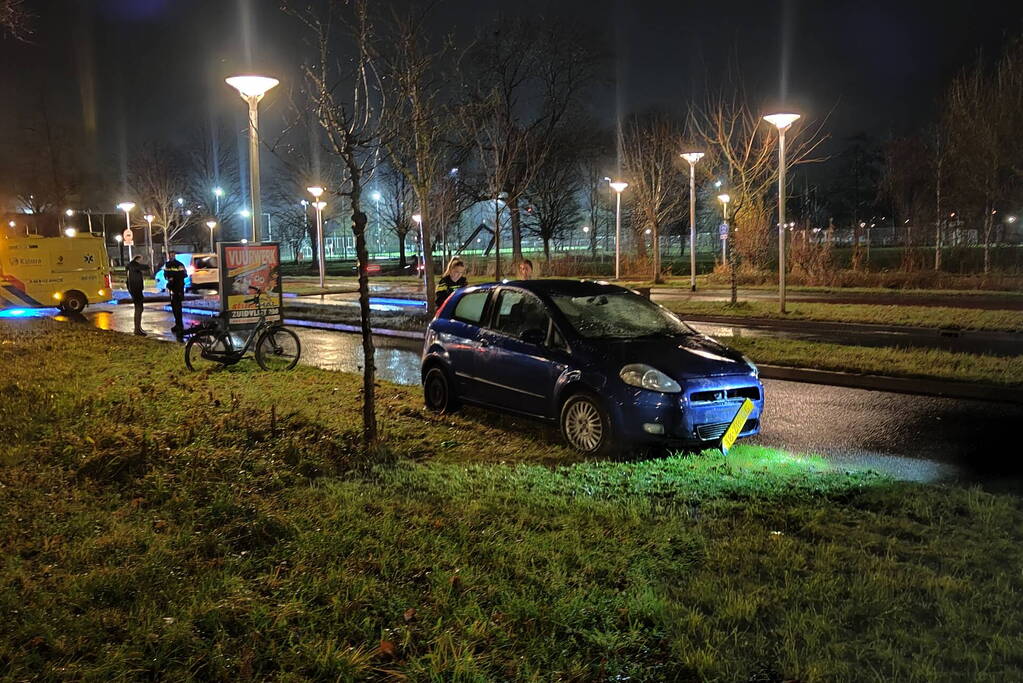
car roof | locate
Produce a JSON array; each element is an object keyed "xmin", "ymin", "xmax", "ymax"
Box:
[{"xmin": 474, "ymin": 279, "xmax": 630, "ymax": 297}]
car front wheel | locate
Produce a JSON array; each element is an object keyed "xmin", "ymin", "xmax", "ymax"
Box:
[{"xmin": 560, "ymin": 393, "xmax": 617, "ymax": 456}]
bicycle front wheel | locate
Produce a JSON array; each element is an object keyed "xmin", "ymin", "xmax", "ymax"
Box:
[
  {"xmin": 185, "ymin": 331, "xmax": 231, "ymax": 372},
  {"xmin": 255, "ymin": 326, "xmax": 301, "ymax": 371}
]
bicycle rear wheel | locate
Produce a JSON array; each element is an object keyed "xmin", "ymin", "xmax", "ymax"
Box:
[
  {"xmin": 255, "ymin": 326, "xmax": 301, "ymax": 371},
  {"xmin": 185, "ymin": 331, "xmax": 231, "ymax": 371}
]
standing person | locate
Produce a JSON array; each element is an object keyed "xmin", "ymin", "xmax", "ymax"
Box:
[
  {"xmin": 517, "ymin": 258, "xmax": 534, "ymax": 280},
  {"xmin": 163, "ymin": 251, "xmax": 187, "ymax": 339},
  {"xmin": 435, "ymin": 257, "xmax": 468, "ymax": 309},
  {"xmin": 125, "ymin": 254, "xmax": 149, "ymax": 336}
]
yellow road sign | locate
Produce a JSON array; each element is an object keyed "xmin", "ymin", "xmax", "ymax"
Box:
[{"xmin": 720, "ymin": 398, "xmax": 755, "ymax": 454}]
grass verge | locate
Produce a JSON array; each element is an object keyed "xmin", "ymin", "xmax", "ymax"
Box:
[
  {"xmin": 662, "ymin": 299, "xmax": 1023, "ymax": 333},
  {"xmin": 2, "ymin": 321, "xmax": 1022, "ymax": 680},
  {"xmin": 720, "ymin": 335, "xmax": 1023, "ymax": 388}
]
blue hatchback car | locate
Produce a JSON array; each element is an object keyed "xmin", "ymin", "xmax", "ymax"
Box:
[{"xmin": 421, "ymin": 279, "xmax": 765, "ymax": 455}]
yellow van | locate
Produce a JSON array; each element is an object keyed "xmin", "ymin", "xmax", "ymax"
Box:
[{"xmin": 0, "ymin": 234, "xmax": 111, "ymax": 313}]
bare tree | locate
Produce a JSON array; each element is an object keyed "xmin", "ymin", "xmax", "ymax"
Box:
[
  {"xmin": 288, "ymin": 0, "xmax": 385, "ymax": 452},
  {"xmin": 619, "ymin": 112, "xmax": 688, "ymax": 282},
  {"xmin": 692, "ymin": 82, "xmax": 827, "ymax": 271},
  {"xmin": 524, "ymin": 133, "xmax": 583, "ymax": 261},
  {"xmin": 458, "ymin": 16, "xmax": 598, "ymax": 273},
  {"xmin": 128, "ymin": 143, "xmax": 197, "ymax": 261},
  {"xmin": 0, "ymin": 0, "xmax": 31, "ymax": 41},
  {"xmin": 186, "ymin": 124, "xmax": 242, "ymax": 230},
  {"xmin": 378, "ymin": 163, "xmax": 416, "ymax": 268}
]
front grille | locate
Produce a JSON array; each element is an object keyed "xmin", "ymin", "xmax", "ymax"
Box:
[
  {"xmin": 696, "ymin": 418, "xmax": 759, "ymax": 441},
  {"xmin": 690, "ymin": 386, "xmax": 761, "ymax": 403}
]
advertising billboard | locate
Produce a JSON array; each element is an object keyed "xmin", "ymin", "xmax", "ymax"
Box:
[{"xmin": 217, "ymin": 242, "xmax": 282, "ymax": 326}]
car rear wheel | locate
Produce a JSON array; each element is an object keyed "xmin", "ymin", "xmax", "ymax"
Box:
[
  {"xmin": 423, "ymin": 366, "xmax": 460, "ymax": 413},
  {"xmin": 560, "ymin": 393, "xmax": 617, "ymax": 457},
  {"xmin": 59, "ymin": 290, "xmax": 88, "ymax": 314}
]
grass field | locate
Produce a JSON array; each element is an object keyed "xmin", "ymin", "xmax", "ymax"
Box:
[
  {"xmin": 661, "ymin": 299, "xmax": 1023, "ymax": 333},
  {"xmin": 2, "ymin": 321, "xmax": 1022, "ymax": 680}
]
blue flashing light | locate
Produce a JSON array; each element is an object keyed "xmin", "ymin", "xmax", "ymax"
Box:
[
  {"xmin": 368, "ymin": 297, "xmax": 427, "ymax": 308},
  {"xmin": 0, "ymin": 307, "xmax": 60, "ymax": 318}
]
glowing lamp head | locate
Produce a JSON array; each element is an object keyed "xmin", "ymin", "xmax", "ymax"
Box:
[
  {"xmin": 1007, "ymin": 216, "xmax": 1018, "ymax": 224},
  {"xmin": 65, "ymin": 208, "xmax": 74, "ymax": 217},
  {"xmin": 307, "ymin": 186, "xmax": 324, "ymax": 199},
  {"xmin": 411, "ymin": 214, "xmax": 423, "ymax": 224},
  {"xmin": 609, "ymin": 181, "xmax": 628, "ymax": 194},
  {"xmin": 718, "ymin": 194, "xmax": 731, "ymax": 205},
  {"xmin": 371, "ymin": 192, "xmax": 381, "ymax": 201},
  {"xmin": 117, "ymin": 202, "xmax": 135, "ymax": 213},
  {"xmin": 8, "ymin": 220, "xmax": 15, "ymax": 228},
  {"xmin": 64, "ymin": 228, "xmax": 77, "ymax": 237},
  {"xmin": 312, "ymin": 201, "xmax": 326, "ymax": 211},
  {"xmin": 582, "ymin": 226, "xmax": 591, "ymax": 233},
  {"xmin": 680, "ymin": 152, "xmax": 705, "ymax": 165},
  {"xmin": 763, "ymin": 113, "xmax": 801, "ymax": 130},
  {"xmin": 226, "ymin": 75, "xmax": 279, "ymax": 99},
  {"xmin": 143, "ymin": 214, "xmax": 155, "ymax": 223},
  {"xmin": 114, "ymin": 235, "xmax": 123, "ymax": 243},
  {"xmin": 213, "ymin": 187, "xmax": 224, "ymax": 197},
  {"xmin": 239, "ymin": 209, "xmax": 251, "ymax": 218},
  {"xmin": 206, "ymin": 220, "xmax": 217, "ymax": 229}
]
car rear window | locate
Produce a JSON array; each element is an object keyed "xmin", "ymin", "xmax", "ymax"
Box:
[{"xmin": 452, "ymin": 290, "xmax": 488, "ymax": 324}]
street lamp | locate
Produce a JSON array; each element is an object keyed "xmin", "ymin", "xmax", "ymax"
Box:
[
  {"xmin": 680, "ymin": 152, "xmax": 705, "ymax": 291},
  {"xmin": 717, "ymin": 194, "xmax": 731, "ymax": 263},
  {"xmin": 608, "ymin": 181, "xmax": 628, "ymax": 279},
  {"xmin": 226, "ymin": 74, "xmax": 279, "ymax": 242},
  {"xmin": 117, "ymin": 202, "xmax": 135, "ymax": 260},
  {"xmin": 143, "ymin": 214, "xmax": 156, "ymax": 266},
  {"xmin": 64, "ymin": 227, "xmax": 76, "ymax": 238},
  {"xmin": 763, "ymin": 112, "xmax": 801, "ymax": 313},
  {"xmin": 205, "ymin": 220, "xmax": 218, "ymax": 252},
  {"xmin": 307, "ymin": 186, "xmax": 327, "ymax": 289}
]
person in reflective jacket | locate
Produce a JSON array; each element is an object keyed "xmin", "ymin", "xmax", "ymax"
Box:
[
  {"xmin": 163, "ymin": 251, "xmax": 187, "ymax": 338},
  {"xmin": 435, "ymin": 257, "xmax": 468, "ymax": 309}
]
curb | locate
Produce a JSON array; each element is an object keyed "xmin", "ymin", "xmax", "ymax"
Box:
[{"xmin": 758, "ymin": 364, "xmax": 1022, "ymax": 405}]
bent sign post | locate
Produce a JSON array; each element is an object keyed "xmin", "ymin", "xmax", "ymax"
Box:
[
  {"xmin": 720, "ymin": 398, "xmax": 755, "ymax": 455},
  {"xmin": 217, "ymin": 242, "xmax": 282, "ymax": 327}
]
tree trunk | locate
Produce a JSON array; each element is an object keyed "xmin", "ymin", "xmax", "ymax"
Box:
[
  {"xmin": 307, "ymin": 222, "xmax": 319, "ymax": 272},
  {"xmin": 352, "ymin": 203, "xmax": 378, "ymax": 453},
  {"xmin": 543, "ymin": 237, "xmax": 551, "ymax": 263},
  {"xmin": 398, "ymin": 233, "xmax": 407, "ymax": 268},
  {"xmin": 983, "ymin": 206, "xmax": 993, "ymax": 275},
  {"xmin": 934, "ymin": 156, "xmax": 943, "ymax": 272},
  {"xmin": 652, "ymin": 222, "xmax": 662, "ymax": 284},
  {"xmin": 419, "ymin": 203, "xmax": 437, "ymax": 317},
  {"xmin": 510, "ymin": 196, "xmax": 523, "ymax": 262}
]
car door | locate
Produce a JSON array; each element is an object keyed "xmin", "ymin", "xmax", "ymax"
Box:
[
  {"xmin": 441, "ymin": 288, "xmax": 492, "ymax": 403},
  {"xmin": 476, "ymin": 288, "xmax": 562, "ymax": 417}
]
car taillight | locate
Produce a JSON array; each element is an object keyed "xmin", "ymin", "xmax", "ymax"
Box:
[{"xmin": 366, "ymin": 264, "xmax": 381, "ymax": 274}]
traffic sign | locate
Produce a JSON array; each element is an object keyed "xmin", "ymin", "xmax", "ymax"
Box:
[
  {"xmin": 720, "ymin": 398, "xmax": 754, "ymax": 454},
  {"xmin": 122, "ymin": 228, "xmax": 134, "ymax": 246},
  {"xmin": 719, "ymin": 222, "xmax": 729, "ymax": 240}
]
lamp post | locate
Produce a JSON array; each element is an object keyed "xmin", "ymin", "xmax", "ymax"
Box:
[
  {"xmin": 307, "ymin": 186, "xmax": 326, "ymax": 289},
  {"xmin": 143, "ymin": 214, "xmax": 156, "ymax": 267},
  {"xmin": 117, "ymin": 202, "xmax": 135, "ymax": 261},
  {"xmin": 717, "ymin": 194, "xmax": 731, "ymax": 263},
  {"xmin": 114, "ymin": 234, "xmax": 124, "ymax": 265},
  {"xmin": 763, "ymin": 112, "xmax": 801, "ymax": 313},
  {"xmin": 239, "ymin": 209, "xmax": 252, "ymax": 238},
  {"xmin": 681, "ymin": 152, "xmax": 705, "ymax": 291},
  {"xmin": 206, "ymin": 220, "xmax": 217, "ymax": 252},
  {"xmin": 226, "ymin": 75, "xmax": 279, "ymax": 242},
  {"xmin": 608, "ymin": 181, "xmax": 628, "ymax": 279}
]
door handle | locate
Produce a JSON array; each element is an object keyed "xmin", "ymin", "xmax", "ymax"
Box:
[{"xmin": 478, "ymin": 338, "xmax": 490, "ymax": 348}]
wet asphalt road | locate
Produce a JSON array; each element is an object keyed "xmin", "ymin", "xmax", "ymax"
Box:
[{"xmin": 58, "ymin": 303, "xmax": 1023, "ymax": 489}]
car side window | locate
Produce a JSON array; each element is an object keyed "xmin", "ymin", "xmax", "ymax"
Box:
[
  {"xmin": 452, "ymin": 290, "xmax": 489, "ymax": 325},
  {"xmin": 492, "ymin": 290, "xmax": 550, "ymax": 340}
]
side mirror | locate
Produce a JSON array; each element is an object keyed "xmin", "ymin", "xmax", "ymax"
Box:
[{"xmin": 520, "ymin": 328, "xmax": 546, "ymax": 346}]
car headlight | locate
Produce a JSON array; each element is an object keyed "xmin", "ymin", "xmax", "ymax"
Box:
[
  {"xmin": 742, "ymin": 355, "xmax": 759, "ymax": 378},
  {"xmin": 620, "ymin": 364, "xmax": 682, "ymax": 393}
]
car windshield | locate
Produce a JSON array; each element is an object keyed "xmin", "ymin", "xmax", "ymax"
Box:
[{"xmin": 550, "ymin": 292, "xmax": 695, "ymax": 339}]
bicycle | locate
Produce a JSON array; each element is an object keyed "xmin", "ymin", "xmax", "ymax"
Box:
[{"xmin": 183, "ymin": 288, "xmax": 301, "ymax": 372}]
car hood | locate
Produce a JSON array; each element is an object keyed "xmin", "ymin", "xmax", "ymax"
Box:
[{"xmin": 585, "ymin": 333, "xmax": 753, "ymax": 380}]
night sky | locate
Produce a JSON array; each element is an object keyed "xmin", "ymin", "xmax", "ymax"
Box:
[{"xmin": 1, "ymin": 0, "xmax": 1022, "ymax": 197}]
